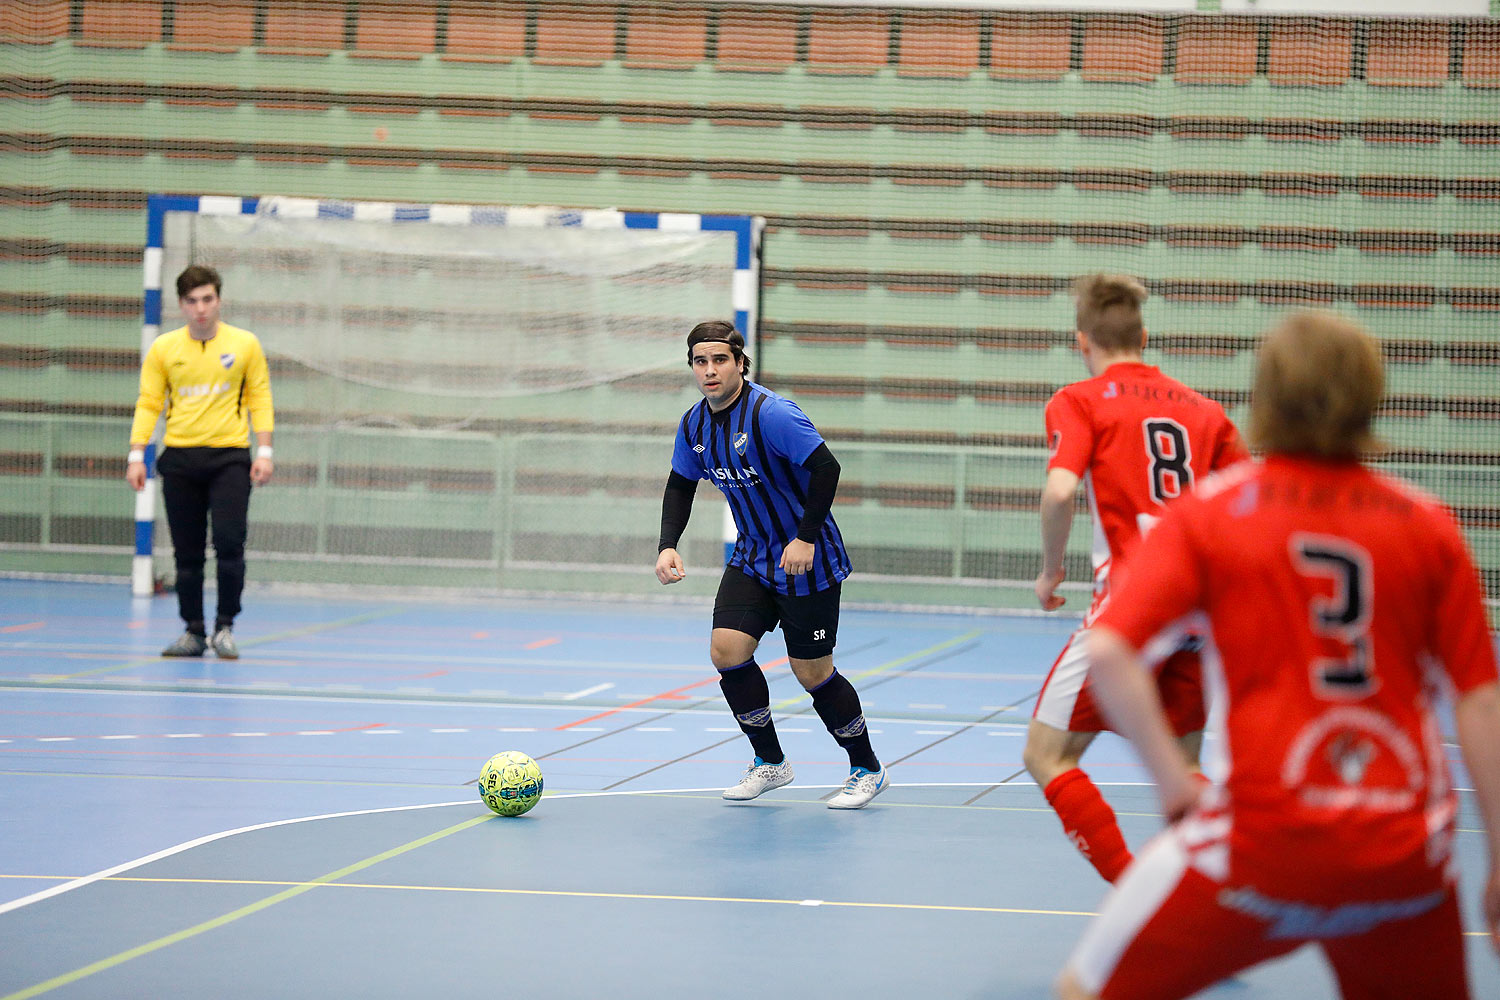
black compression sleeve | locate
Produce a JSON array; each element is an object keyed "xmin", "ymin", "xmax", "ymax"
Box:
[
  {"xmin": 658, "ymin": 471, "xmax": 698, "ymax": 551},
  {"xmin": 796, "ymin": 444, "xmax": 840, "ymax": 543}
]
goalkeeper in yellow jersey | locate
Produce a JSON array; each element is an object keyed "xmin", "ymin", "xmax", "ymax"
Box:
[{"xmin": 126, "ymin": 265, "xmax": 275, "ymax": 659}]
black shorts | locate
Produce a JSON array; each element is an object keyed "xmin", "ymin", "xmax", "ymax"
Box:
[{"xmin": 713, "ymin": 566, "xmax": 840, "ymax": 660}]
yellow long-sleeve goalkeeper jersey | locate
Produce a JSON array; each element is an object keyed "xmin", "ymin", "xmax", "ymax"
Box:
[{"xmin": 129, "ymin": 323, "xmax": 275, "ymax": 448}]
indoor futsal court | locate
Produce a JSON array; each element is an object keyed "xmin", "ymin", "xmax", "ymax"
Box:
[
  {"xmin": 1, "ymin": 577, "xmax": 1497, "ymax": 999},
  {"xmin": 6, "ymin": 0, "xmax": 1500, "ymax": 996}
]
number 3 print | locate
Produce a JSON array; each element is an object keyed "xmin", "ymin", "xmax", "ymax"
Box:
[{"xmin": 1290, "ymin": 533, "xmax": 1378, "ymax": 699}]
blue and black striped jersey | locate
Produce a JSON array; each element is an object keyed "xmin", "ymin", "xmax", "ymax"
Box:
[{"xmin": 671, "ymin": 380, "xmax": 852, "ymax": 596}]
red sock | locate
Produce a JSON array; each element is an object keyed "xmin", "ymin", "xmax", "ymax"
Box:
[{"xmin": 1043, "ymin": 768, "xmax": 1132, "ymax": 883}]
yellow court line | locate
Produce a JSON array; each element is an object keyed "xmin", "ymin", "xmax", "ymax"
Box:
[
  {"xmin": 0, "ymin": 813, "xmax": 492, "ymax": 1000},
  {"xmin": 17, "ymin": 873, "xmax": 1098, "ymax": 918},
  {"xmin": 769, "ymin": 630, "xmax": 983, "ymax": 711},
  {"xmin": 5, "ymin": 873, "xmax": 1495, "ymax": 938},
  {"xmin": 44, "ymin": 608, "xmax": 404, "ymax": 680}
]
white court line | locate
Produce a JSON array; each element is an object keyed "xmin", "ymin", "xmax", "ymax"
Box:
[
  {"xmin": 560, "ymin": 683, "xmax": 614, "ymax": 701},
  {"xmin": 2, "ymin": 782, "xmax": 1489, "ymax": 920},
  {"xmin": 0, "ymin": 798, "xmax": 473, "ymax": 917},
  {"xmin": 0, "ymin": 685, "xmax": 1039, "ymax": 732},
  {"xmin": 0, "ymin": 789, "xmax": 745, "ymax": 916}
]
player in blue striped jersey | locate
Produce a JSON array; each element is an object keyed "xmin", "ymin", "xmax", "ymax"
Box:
[{"xmin": 656, "ymin": 321, "xmax": 888, "ymax": 809}]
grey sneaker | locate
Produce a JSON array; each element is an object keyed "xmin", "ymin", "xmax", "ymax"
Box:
[
  {"xmin": 827, "ymin": 765, "xmax": 888, "ymax": 809},
  {"xmin": 722, "ymin": 757, "xmax": 794, "ymax": 801},
  {"xmin": 210, "ymin": 627, "xmax": 239, "ymax": 660},
  {"xmin": 161, "ymin": 631, "xmax": 207, "ymax": 657}
]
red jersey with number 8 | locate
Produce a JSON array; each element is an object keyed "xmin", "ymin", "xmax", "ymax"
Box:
[
  {"xmin": 1097, "ymin": 456, "xmax": 1499, "ymax": 899},
  {"xmin": 1045, "ymin": 361, "xmax": 1246, "ymax": 621}
]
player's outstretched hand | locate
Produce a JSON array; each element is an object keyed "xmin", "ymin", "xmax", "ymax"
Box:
[
  {"xmin": 126, "ymin": 461, "xmax": 146, "ymax": 492},
  {"xmin": 656, "ymin": 548, "xmax": 685, "ymax": 585},
  {"xmin": 780, "ymin": 538, "xmax": 814, "ymax": 576},
  {"xmin": 1485, "ymin": 867, "xmax": 1500, "ymax": 954},
  {"xmin": 1035, "ymin": 567, "xmax": 1067, "ymax": 611}
]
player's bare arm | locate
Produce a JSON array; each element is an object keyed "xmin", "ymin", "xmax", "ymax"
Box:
[
  {"xmin": 1454, "ymin": 681, "xmax": 1500, "ymax": 952},
  {"xmin": 1087, "ymin": 626, "xmax": 1201, "ymax": 823},
  {"xmin": 1036, "ymin": 467, "xmax": 1080, "ymax": 611},
  {"xmin": 250, "ymin": 432, "xmax": 274, "ymax": 486}
]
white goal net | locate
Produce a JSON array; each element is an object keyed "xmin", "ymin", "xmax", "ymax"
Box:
[{"xmin": 144, "ymin": 196, "xmax": 760, "ymax": 595}]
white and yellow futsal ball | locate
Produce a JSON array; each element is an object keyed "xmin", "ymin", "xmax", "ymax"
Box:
[{"xmin": 478, "ymin": 751, "xmax": 544, "ymax": 817}]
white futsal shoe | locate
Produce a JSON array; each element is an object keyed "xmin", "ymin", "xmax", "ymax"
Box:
[
  {"xmin": 210, "ymin": 627, "xmax": 239, "ymax": 660},
  {"xmin": 827, "ymin": 765, "xmax": 888, "ymax": 809},
  {"xmin": 723, "ymin": 757, "xmax": 794, "ymax": 801}
]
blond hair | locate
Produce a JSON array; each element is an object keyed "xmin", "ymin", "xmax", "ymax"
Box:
[
  {"xmin": 1074, "ymin": 274, "xmax": 1148, "ymax": 352},
  {"xmin": 1250, "ymin": 311, "xmax": 1385, "ymax": 459}
]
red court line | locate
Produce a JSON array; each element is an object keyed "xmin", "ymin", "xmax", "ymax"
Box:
[
  {"xmin": 555, "ymin": 656, "xmax": 790, "ymax": 731},
  {"xmin": 1, "ymin": 621, "xmax": 45, "ymax": 633}
]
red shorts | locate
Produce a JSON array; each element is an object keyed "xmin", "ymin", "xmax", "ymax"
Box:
[
  {"xmin": 1033, "ymin": 628, "xmax": 1205, "ymax": 736},
  {"xmin": 1066, "ymin": 825, "xmax": 1470, "ymax": 1000}
]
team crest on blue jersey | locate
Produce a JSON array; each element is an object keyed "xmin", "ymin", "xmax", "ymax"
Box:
[
  {"xmin": 219, "ymin": 352, "xmax": 235, "ymax": 369},
  {"xmin": 733, "ymin": 432, "xmax": 748, "ymax": 455},
  {"xmin": 693, "ymin": 444, "xmax": 705, "ymax": 453}
]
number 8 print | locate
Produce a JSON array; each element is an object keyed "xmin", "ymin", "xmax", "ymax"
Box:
[{"xmin": 1142, "ymin": 418, "xmax": 1193, "ymax": 503}]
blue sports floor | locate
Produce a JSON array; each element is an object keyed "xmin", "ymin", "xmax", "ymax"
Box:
[{"xmin": 1, "ymin": 578, "xmax": 1496, "ymax": 998}]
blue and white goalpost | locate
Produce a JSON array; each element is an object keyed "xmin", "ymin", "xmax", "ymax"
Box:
[{"xmin": 137, "ymin": 194, "xmax": 762, "ymax": 595}]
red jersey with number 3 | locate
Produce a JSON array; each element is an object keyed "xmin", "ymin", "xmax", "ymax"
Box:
[
  {"xmin": 1098, "ymin": 456, "xmax": 1499, "ymax": 899},
  {"xmin": 1045, "ymin": 361, "xmax": 1246, "ymax": 621}
]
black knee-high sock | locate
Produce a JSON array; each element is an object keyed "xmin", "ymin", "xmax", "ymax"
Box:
[
  {"xmin": 810, "ymin": 670, "xmax": 880, "ymax": 772},
  {"xmin": 718, "ymin": 659, "xmax": 784, "ymax": 765}
]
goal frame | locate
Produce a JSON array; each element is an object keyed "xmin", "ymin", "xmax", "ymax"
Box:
[{"xmin": 135, "ymin": 194, "xmax": 763, "ymax": 595}]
